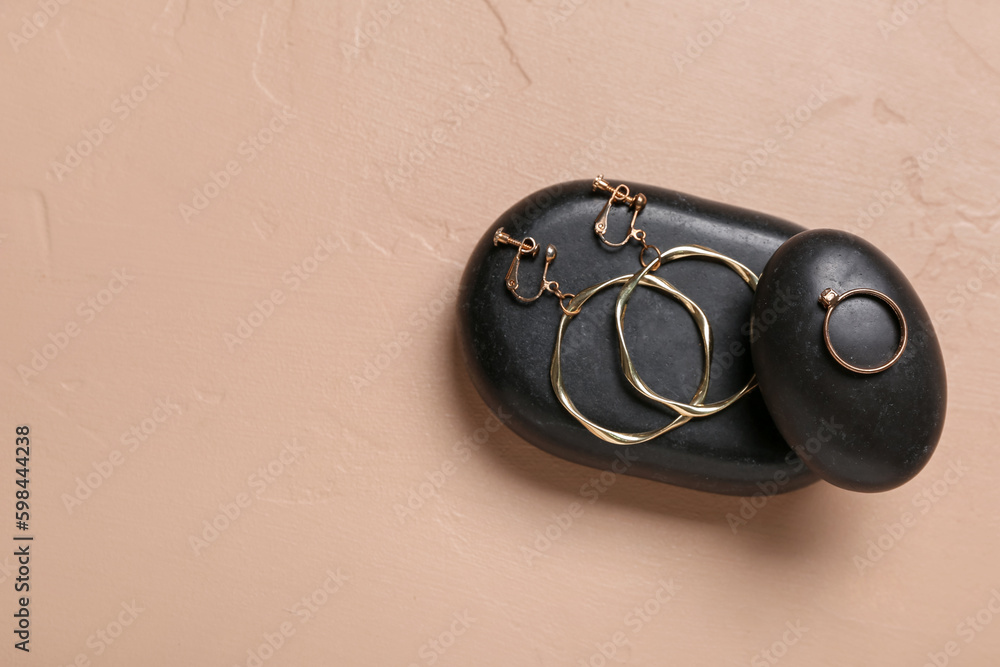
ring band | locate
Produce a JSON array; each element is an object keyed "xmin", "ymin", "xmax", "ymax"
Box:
[
  {"xmin": 616, "ymin": 245, "xmax": 759, "ymax": 416},
  {"xmin": 818, "ymin": 287, "xmax": 908, "ymax": 374},
  {"xmin": 550, "ymin": 274, "xmax": 713, "ymax": 445}
]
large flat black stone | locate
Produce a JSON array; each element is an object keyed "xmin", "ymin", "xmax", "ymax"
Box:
[{"xmin": 458, "ymin": 179, "xmax": 818, "ymax": 496}]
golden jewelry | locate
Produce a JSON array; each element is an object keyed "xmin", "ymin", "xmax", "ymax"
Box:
[
  {"xmin": 489, "ymin": 176, "xmax": 763, "ymax": 444},
  {"xmin": 493, "ymin": 227, "xmax": 578, "ymax": 315},
  {"xmin": 592, "ymin": 175, "xmax": 759, "ymax": 415},
  {"xmin": 615, "ymin": 245, "xmax": 759, "ymax": 417},
  {"xmin": 550, "ymin": 273, "xmax": 713, "ymax": 445},
  {"xmin": 592, "ymin": 175, "xmax": 647, "ymax": 248},
  {"xmin": 592, "ymin": 174, "xmax": 667, "ymax": 273},
  {"xmin": 818, "ymin": 287, "xmax": 908, "ymax": 374}
]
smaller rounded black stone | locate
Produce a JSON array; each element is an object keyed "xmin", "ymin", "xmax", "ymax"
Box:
[{"xmin": 750, "ymin": 229, "xmax": 947, "ymax": 492}]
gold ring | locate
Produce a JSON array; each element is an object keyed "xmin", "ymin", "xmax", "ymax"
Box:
[
  {"xmin": 616, "ymin": 245, "xmax": 759, "ymax": 417},
  {"xmin": 550, "ymin": 274, "xmax": 713, "ymax": 445},
  {"xmin": 818, "ymin": 287, "xmax": 908, "ymax": 374}
]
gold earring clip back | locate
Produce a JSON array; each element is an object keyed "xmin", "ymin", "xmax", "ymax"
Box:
[{"xmin": 591, "ymin": 175, "xmax": 647, "ymax": 247}]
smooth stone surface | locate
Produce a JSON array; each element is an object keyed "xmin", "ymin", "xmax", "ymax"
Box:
[
  {"xmin": 458, "ymin": 179, "xmax": 819, "ymax": 496},
  {"xmin": 750, "ymin": 229, "xmax": 947, "ymax": 492}
]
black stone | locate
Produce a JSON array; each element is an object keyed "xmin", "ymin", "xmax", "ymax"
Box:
[
  {"xmin": 458, "ymin": 179, "xmax": 818, "ymax": 496},
  {"xmin": 750, "ymin": 229, "xmax": 947, "ymax": 492}
]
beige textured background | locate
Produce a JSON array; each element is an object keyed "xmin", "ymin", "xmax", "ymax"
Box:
[{"xmin": 2, "ymin": 0, "xmax": 999, "ymax": 665}]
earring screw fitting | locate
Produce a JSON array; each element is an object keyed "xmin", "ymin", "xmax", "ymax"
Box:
[
  {"xmin": 494, "ymin": 227, "xmax": 538, "ymax": 256},
  {"xmin": 593, "ymin": 175, "xmax": 646, "ymax": 211}
]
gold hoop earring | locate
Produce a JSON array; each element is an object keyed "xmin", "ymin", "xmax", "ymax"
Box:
[
  {"xmin": 550, "ymin": 273, "xmax": 713, "ymax": 445},
  {"xmin": 615, "ymin": 245, "xmax": 759, "ymax": 417},
  {"xmin": 489, "ymin": 177, "xmax": 763, "ymax": 445}
]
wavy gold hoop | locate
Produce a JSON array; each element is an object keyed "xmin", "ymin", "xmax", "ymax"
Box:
[
  {"xmin": 550, "ymin": 274, "xmax": 712, "ymax": 445},
  {"xmin": 615, "ymin": 245, "xmax": 759, "ymax": 417}
]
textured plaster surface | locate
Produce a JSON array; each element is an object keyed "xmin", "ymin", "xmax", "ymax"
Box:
[{"xmin": 1, "ymin": 0, "xmax": 999, "ymax": 664}]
